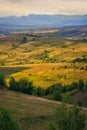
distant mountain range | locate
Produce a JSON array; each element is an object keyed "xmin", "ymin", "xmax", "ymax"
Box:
[{"xmin": 0, "ymin": 14, "xmax": 87, "ymax": 33}]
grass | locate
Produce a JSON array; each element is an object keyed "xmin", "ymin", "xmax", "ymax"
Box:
[
  {"xmin": 71, "ymin": 91, "xmax": 87, "ymax": 107},
  {"xmin": 0, "ymin": 89, "xmax": 59, "ymax": 130},
  {"xmin": 0, "ymin": 35, "xmax": 87, "ymax": 87},
  {"xmin": 0, "ymin": 30, "xmax": 87, "ymax": 130},
  {"xmin": 0, "ymin": 66, "xmax": 29, "ymax": 76},
  {"xmin": 0, "ymin": 63, "xmax": 86, "ymax": 88},
  {"xmin": 0, "ymin": 89, "xmax": 87, "ymax": 130},
  {"xmin": 0, "ymin": 36, "xmax": 87, "ymax": 65}
]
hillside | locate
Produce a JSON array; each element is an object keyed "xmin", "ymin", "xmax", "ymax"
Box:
[
  {"xmin": 53, "ymin": 26, "xmax": 87, "ymax": 39},
  {"xmin": 0, "ymin": 89, "xmax": 60, "ymax": 130},
  {"xmin": 71, "ymin": 91, "xmax": 87, "ymax": 107},
  {"xmin": 0, "ymin": 89, "xmax": 87, "ymax": 130},
  {"xmin": 0, "ymin": 33, "xmax": 87, "ymax": 87}
]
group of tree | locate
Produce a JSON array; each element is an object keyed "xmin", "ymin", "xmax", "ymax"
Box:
[
  {"xmin": 73, "ymin": 56, "xmax": 87, "ymax": 63},
  {"xmin": 9, "ymin": 77, "xmax": 34, "ymax": 95},
  {"xmin": 0, "ymin": 74, "xmax": 87, "ymax": 103}
]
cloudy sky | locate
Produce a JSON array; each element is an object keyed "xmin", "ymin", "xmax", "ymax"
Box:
[{"xmin": 0, "ymin": 0, "xmax": 87, "ymax": 17}]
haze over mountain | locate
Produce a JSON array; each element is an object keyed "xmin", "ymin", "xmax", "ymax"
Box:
[{"xmin": 0, "ymin": 14, "xmax": 87, "ymax": 33}]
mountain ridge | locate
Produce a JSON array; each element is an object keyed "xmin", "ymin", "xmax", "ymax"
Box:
[{"xmin": 0, "ymin": 14, "xmax": 87, "ymax": 27}]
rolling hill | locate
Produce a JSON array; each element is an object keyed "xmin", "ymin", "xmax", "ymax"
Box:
[
  {"xmin": 52, "ymin": 26, "xmax": 87, "ymax": 39},
  {"xmin": 0, "ymin": 14, "xmax": 87, "ymax": 33},
  {"xmin": 0, "ymin": 32, "xmax": 87, "ymax": 87},
  {"xmin": 0, "ymin": 89, "xmax": 60, "ymax": 130},
  {"xmin": 0, "ymin": 89, "xmax": 87, "ymax": 130}
]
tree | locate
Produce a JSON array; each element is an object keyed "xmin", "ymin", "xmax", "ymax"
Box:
[
  {"xmin": 0, "ymin": 74, "xmax": 6, "ymax": 88},
  {"xmin": 49, "ymin": 104, "xmax": 86, "ymax": 130},
  {"xmin": 84, "ymin": 82, "xmax": 87, "ymax": 91},
  {"xmin": 48, "ymin": 83, "xmax": 62, "ymax": 94},
  {"xmin": 9, "ymin": 77, "xmax": 19, "ymax": 91},
  {"xmin": 34, "ymin": 87, "xmax": 45, "ymax": 97},
  {"xmin": 62, "ymin": 93, "xmax": 71, "ymax": 104},
  {"xmin": 52, "ymin": 91, "xmax": 61, "ymax": 101},
  {"xmin": 21, "ymin": 37, "xmax": 27, "ymax": 43},
  {"xmin": 0, "ymin": 106, "xmax": 18, "ymax": 130},
  {"xmin": 78, "ymin": 79, "xmax": 84, "ymax": 91},
  {"xmin": 18, "ymin": 78, "xmax": 34, "ymax": 95}
]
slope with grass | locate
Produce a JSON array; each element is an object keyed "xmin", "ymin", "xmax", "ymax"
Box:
[
  {"xmin": 0, "ymin": 35, "xmax": 87, "ymax": 65},
  {"xmin": 0, "ymin": 89, "xmax": 87, "ymax": 130},
  {"xmin": 0, "ymin": 34, "xmax": 87, "ymax": 87},
  {"xmin": 71, "ymin": 91, "xmax": 87, "ymax": 107},
  {"xmin": 0, "ymin": 89, "xmax": 60, "ymax": 130}
]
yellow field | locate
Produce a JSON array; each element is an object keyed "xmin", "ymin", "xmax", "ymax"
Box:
[
  {"xmin": 0, "ymin": 36, "xmax": 87, "ymax": 88},
  {"xmin": 0, "ymin": 62, "xmax": 86, "ymax": 88}
]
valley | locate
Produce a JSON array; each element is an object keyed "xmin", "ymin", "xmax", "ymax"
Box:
[
  {"xmin": 0, "ymin": 1, "xmax": 87, "ymax": 130},
  {"xmin": 0, "ymin": 30, "xmax": 87, "ymax": 87}
]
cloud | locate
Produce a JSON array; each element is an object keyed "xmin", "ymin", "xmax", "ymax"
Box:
[{"xmin": 0, "ymin": 0, "xmax": 87, "ymax": 16}]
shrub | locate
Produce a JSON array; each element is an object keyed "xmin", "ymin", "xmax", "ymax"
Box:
[
  {"xmin": 9, "ymin": 77, "xmax": 19, "ymax": 91},
  {"xmin": 18, "ymin": 78, "xmax": 34, "ymax": 95},
  {"xmin": 34, "ymin": 87, "xmax": 45, "ymax": 97},
  {"xmin": 49, "ymin": 104, "xmax": 86, "ymax": 130},
  {"xmin": 77, "ymin": 79, "xmax": 84, "ymax": 91},
  {"xmin": 0, "ymin": 74, "xmax": 6, "ymax": 89},
  {"xmin": 21, "ymin": 37, "xmax": 27, "ymax": 43},
  {"xmin": 0, "ymin": 106, "xmax": 18, "ymax": 130}
]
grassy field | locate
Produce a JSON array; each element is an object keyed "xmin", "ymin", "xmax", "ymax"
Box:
[
  {"xmin": 0, "ymin": 89, "xmax": 59, "ymax": 130},
  {"xmin": 0, "ymin": 30, "xmax": 87, "ymax": 87},
  {"xmin": 0, "ymin": 33, "xmax": 87, "ymax": 129},
  {"xmin": 0, "ymin": 34, "xmax": 87, "ymax": 87},
  {"xmin": 0, "ymin": 62, "xmax": 87, "ymax": 88},
  {"xmin": 0, "ymin": 36, "xmax": 87, "ymax": 65},
  {"xmin": 0, "ymin": 89, "xmax": 87, "ymax": 130}
]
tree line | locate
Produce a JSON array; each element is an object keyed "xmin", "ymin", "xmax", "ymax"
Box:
[
  {"xmin": 0, "ymin": 74, "xmax": 87, "ymax": 103},
  {"xmin": 0, "ymin": 74, "xmax": 87, "ymax": 130}
]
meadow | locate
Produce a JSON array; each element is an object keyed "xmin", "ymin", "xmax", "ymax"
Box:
[
  {"xmin": 0, "ymin": 89, "xmax": 87, "ymax": 130},
  {"xmin": 0, "ymin": 30, "xmax": 87, "ymax": 130},
  {"xmin": 0, "ymin": 89, "xmax": 59, "ymax": 130},
  {"xmin": 0, "ymin": 33, "xmax": 87, "ymax": 87},
  {"xmin": 0, "ymin": 62, "xmax": 86, "ymax": 88}
]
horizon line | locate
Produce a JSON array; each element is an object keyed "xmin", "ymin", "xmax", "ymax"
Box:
[{"xmin": 0, "ymin": 13, "xmax": 87, "ymax": 18}]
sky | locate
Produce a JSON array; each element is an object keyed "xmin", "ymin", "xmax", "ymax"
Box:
[{"xmin": 0, "ymin": 0, "xmax": 87, "ymax": 17}]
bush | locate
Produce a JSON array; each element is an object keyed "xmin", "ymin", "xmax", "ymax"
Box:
[
  {"xmin": 52, "ymin": 91, "xmax": 61, "ymax": 101},
  {"xmin": 21, "ymin": 37, "xmax": 27, "ymax": 43},
  {"xmin": 0, "ymin": 106, "xmax": 18, "ymax": 130},
  {"xmin": 18, "ymin": 78, "xmax": 34, "ymax": 95},
  {"xmin": 9, "ymin": 77, "xmax": 34, "ymax": 95},
  {"xmin": 34, "ymin": 87, "xmax": 45, "ymax": 97},
  {"xmin": 62, "ymin": 93, "xmax": 71, "ymax": 104},
  {"xmin": 49, "ymin": 104, "xmax": 86, "ymax": 130},
  {"xmin": 0, "ymin": 74, "xmax": 6, "ymax": 89},
  {"xmin": 9, "ymin": 77, "xmax": 19, "ymax": 91},
  {"xmin": 77, "ymin": 79, "xmax": 84, "ymax": 91}
]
